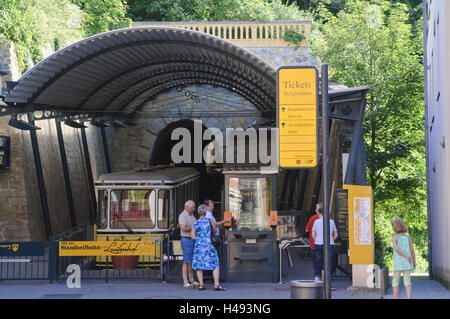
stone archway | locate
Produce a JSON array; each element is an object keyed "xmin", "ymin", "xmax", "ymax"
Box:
[{"xmin": 149, "ymin": 119, "xmax": 224, "ymax": 205}]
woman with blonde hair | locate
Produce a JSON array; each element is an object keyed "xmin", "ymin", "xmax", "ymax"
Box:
[{"xmin": 392, "ymin": 217, "xmax": 416, "ymax": 299}]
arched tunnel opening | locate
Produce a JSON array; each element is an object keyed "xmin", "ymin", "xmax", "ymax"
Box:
[{"xmin": 148, "ymin": 119, "xmax": 224, "ymax": 209}]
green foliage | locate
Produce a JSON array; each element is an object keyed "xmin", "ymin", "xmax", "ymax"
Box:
[
  {"xmin": 127, "ymin": 0, "xmax": 308, "ymax": 22},
  {"xmin": 283, "ymin": 28, "xmax": 307, "ymax": 49},
  {"xmin": 312, "ymin": 0, "xmax": 427, "ymax": 271},
  {"xmin": 0, "ymin": 0, "xmax": 83, "ymax": 73},
  {"xmin": 71, "ymin": 0, "xmax": 132, "ymax": 37}
]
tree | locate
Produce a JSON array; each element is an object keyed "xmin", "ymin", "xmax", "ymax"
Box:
[
  {"xmin": 126, "ymin": 0, "xmax": 308, "ymax": 22},
  {"xmin": 312, "ymin": 0, "xmax": 427, "ymax": 270},
  {"xmin": 0, "ymin": 0, "xmax": 83, "ymax": 73},
  {"xmin": 71, "ymin": 0, "xmax": 132, "ymax": 36}
]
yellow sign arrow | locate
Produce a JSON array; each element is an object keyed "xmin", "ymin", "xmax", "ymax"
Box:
[{"xmin": 277, "ymin": 67, "xmax": 318, "ymax": 168}]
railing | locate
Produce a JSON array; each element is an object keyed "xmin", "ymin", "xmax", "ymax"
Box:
[
  {"xmin": 133, "ymin": 21, "xmax": 311, "ymax": 47},
  {"xmin": 0, "ymin": 242, "xmax": 50, "ymax": 281},
  {"xmin": 0, "ymin": 226, "xmax": 227, "ymax": 283}
]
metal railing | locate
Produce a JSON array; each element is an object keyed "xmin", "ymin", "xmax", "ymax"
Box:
[
  {"xmin": 0, "ymin": 227, "xmax": 227, "ymax": 283},
  {"xmin": 0, "ymin": 241, "xmax": 50, "ymax": 281},
  {"xmin": 133, "ymin": 21, "xmax": 311, "ymax": 47}
]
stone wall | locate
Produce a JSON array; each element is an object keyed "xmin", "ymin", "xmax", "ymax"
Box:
[
  {"xmin": 0, "ymin": 44, "xmax": 32, "ymax": 241},
  {"xmin": 108, "ymin": 84, "xmax": 263, "ymax": 171},
  {"xmin": 247, "ymin": 46, "xmax": 320, "ymax": 69},
  {"xmin": 0, "ymin": 42, "xmax": 108, "ymax": 241}
]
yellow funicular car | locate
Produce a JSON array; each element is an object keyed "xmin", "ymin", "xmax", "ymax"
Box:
[{"xmin": 94, "ymin": 165, "xmax": 200, "ymax": 268}]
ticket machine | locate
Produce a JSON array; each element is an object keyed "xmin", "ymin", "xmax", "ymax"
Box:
[{"xmin": 222, "ymin": 169, "xmax": 279, "ymax": 282}]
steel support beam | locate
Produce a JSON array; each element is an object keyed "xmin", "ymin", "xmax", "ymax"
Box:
[
  {"xmin": 80, "ymin": 124, "xmax": 97, "ymax": 224},
  {"xmin": 100, "ymin": 127, "xmax": 112, "ymax": 174},
  {"xmin": 344, "ymin": 95, "xmax": 367, "ymax": 185},
  {"xmin": 55, "ymin": 118, "xmax": 77, "ymax": 228},
  {"xmin": 27, "ymin": 113, "xmax": 52, "ymax": 238}
]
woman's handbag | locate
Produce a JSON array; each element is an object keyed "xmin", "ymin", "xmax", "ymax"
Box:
[{"xmin": 169, "ymin": 225, "xmax": 181, "ymax": 240}]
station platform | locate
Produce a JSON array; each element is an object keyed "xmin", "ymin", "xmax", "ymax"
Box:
[{"xmin": 0, "ymin": 276, "xmax": 449, "ymax": 299}]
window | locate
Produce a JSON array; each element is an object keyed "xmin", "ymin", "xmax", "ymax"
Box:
[
  {"xmin": 158, "ymin": 190, "xmax": 170, "ymax": 229},
  {"xmin": 110, "ymin": 190, "xmax": 156, "ymax": 229},
  {"xmin": 228, "ymin": 177, "xmax": 272, "ymax": 231},
  {"xmin": 97, "ymin": 190, "xmax": 108, "ymax": 230}
]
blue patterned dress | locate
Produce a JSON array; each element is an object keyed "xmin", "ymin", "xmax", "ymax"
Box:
[
  {"xmin": 393, "ymin": 234, "xmax": 414, "ymax": 271},
  {"xmin": 192, "ymin": 217, "xmax": 219, "ymax": 270}
]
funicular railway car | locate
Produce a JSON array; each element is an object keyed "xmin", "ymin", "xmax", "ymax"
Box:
[{"xmin": 94, "ymin": 166, "xmax": 199, "ymax": 268}]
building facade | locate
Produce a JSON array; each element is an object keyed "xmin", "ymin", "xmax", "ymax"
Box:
[{"xmin": 424, "ymin": 0, "xmax": 450, "ymax": 289}]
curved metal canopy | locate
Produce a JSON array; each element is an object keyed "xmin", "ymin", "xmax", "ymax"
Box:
[{"xmin": 4, "ymin": 26, "xmax": 277, "ymax": 116}]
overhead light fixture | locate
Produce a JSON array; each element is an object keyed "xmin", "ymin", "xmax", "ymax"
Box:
[
  {"xmin": 111, "ymin": 120, "xmax": 125, "ymax": 128},
  {"xmin": 64, "ymin": 117, "xmax": 87, "ymax": 128},
  {"xmin": 123, "ymin": 121, "xmax": 138, "ymax": 126},
  {"xmin": 5, "ymin": 81, "xmax": 16, "ymax": 93},
  {"xmin": 90, "ymin": 118, "xmax": 110, "ymax": 128},
  {"xmin": 8, "ymin": 115, "xmax": 41, "ymax": 130}
]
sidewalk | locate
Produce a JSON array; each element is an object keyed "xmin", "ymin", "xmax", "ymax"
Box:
[{"xmin": 0, "ymin": 277, "xmax": 449, "ymax": 299}]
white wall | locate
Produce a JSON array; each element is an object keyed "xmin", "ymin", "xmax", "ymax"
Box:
[{"xmin": 426, "ymin": 0, "xmax": 450, "ymax": 289}]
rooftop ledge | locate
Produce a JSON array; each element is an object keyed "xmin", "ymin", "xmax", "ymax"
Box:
[{"xmin": 132, "ymin": 21, "xmax": 311, "ymax": 47}]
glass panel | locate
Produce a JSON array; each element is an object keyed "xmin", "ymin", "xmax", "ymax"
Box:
[
  {"xmin": 228, "ymin": 177, "xmax": 272, "ymax": 231},
  {"xmin": 158, "ymin": 190, "xmax": 169, "ymax": 229},
  {"xmin": 97, "ymin": 190, "xmax": 108, "ymax": 230},
  {"xmin": 110, "ymin": 190, "xmax": 155, "ymax": 229}
]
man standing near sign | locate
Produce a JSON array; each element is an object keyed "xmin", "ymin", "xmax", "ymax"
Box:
[
  {"xmin": 179, "ymin": 200, "xmax": 200, "ymax": 288},
  {"xmin": 312, "ymin": 203, "xmax": 338, "ymax": 281}
]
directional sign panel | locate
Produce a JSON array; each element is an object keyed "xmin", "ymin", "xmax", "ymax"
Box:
[{"xmin": 277, "ymin": 66, "xmax": 319, "ymax": 168}]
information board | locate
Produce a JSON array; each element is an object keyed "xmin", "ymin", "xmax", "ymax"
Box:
[
  {"xmin": 333, "ymin": 189, "xmax": 349, "ymax": 253},
  {"xmin": 343, "ymin": 185, "xmax": 374, "ymax": 264},
  {"xmin": 277, "ymin": 66, "xmax": 318, "ymax": 168}
]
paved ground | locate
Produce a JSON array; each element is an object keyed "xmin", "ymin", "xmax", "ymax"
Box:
[{"xmin": 0, "ymin": 276, "xmax": 449, "ymax": 299}]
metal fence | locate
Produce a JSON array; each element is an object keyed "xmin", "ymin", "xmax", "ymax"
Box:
[
  {"xmin": 53, "ymin": 240, "xmax": 165, "ymax": 283},
  {"xmin": 0, "ymin": 227, "xmax": 178, "ymax": 283},
  {"xmin": 0, "ymin": 227, "xmax": 226, "ymax": 283},
  {"xmin": 0, "ymin": 241, "xmax": 51, "ymax": 281}
]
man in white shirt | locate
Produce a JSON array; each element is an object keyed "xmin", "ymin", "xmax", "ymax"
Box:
[
  {"xmin": 204, "ymin": 199, "xmax": 220, "ymax": 242},
  {"xmin": 179, "ymin": 200, "xmax": 199, "ymax": 288},
  {"xmin": 312, "ymin": 203, "xmax": 338, "ymax": 281}
]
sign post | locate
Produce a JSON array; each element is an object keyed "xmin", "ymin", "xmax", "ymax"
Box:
[
  {"xmin": 321, "ymin": 64, "xmax": 331, "ymax": 299},
  {"xmin": 277, "ymin": 66, "xmax": 319, "ymax": 168}
]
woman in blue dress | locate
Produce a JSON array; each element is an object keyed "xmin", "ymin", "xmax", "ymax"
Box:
[{"xmin": 191, "ymin": 204, "xmax": 230, "ymax": 291}]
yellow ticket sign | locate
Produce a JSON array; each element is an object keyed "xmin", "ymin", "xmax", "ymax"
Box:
[
  {"xmin": 59, "ymin": 241, "xmax": 157, "ymax": 256},
  {"xmin": 343, "ymin": 185, "xmax": 374, "ymax": 264},
  {"xmin": 277, "ymin": 66, "xmax": 319, "ymax": 168}
]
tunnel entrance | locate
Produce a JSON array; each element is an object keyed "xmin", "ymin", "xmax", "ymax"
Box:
[{"xmin": 149, "ymin": 119, "xmax": 224, "ymax": 208}]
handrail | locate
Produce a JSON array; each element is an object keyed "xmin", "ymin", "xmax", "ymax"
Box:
[{"xmin": 133, "ymin": 21, "xmax": 311, "ymax": 47}]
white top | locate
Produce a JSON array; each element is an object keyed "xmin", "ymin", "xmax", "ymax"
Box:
[
  {"xmin": 312, "ymin": 217, "xmax": 337, "ymax": 245},
  {"xmin": 206, "ymin": 210, "xmax": 220, "ymax": 236}
]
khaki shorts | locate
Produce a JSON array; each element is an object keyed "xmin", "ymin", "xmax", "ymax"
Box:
[{"xmin": 392, "ymin": 270, "xmax": 412, "ymax": 287}]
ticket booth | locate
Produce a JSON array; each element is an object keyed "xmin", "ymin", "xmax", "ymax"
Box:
[{"xmin": 222, "ymin": 169, "xmax": 279, "ymax": 282}]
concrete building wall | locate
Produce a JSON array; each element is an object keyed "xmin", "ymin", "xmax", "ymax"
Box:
[{"xmin": 426, "ymin": 0, "xmax": 450, "ymax": 289}]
